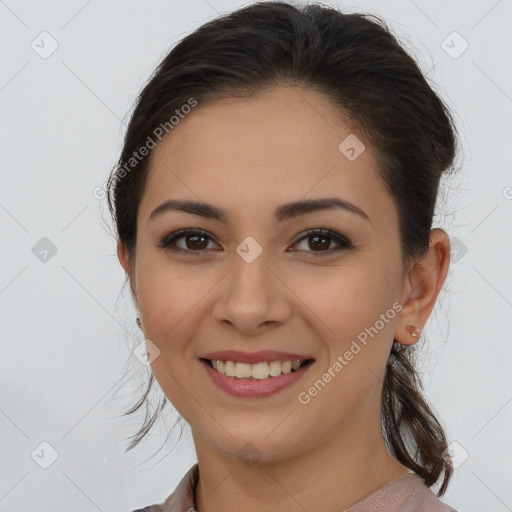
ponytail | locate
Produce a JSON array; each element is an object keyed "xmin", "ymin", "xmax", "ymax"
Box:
[{"xmin": 382, "ymin": 339, "xmax": 453, "ymax": 496}]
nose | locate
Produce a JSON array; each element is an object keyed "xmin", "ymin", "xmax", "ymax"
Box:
[{"xmin": 211, "ymin": 247, "xmax": 292, "ymax": 335}]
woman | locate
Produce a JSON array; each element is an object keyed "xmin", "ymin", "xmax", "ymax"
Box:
[{"xmin": 107, "ymin": 2, "xmax": 459, "ymax": 510}]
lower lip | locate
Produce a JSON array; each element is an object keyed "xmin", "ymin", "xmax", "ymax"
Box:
[{"xmin": 200, "ymin": 359, "xmax": 314, "ymax": 398}]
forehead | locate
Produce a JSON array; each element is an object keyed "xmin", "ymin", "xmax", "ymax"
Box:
[{"xmin": 139, "ymin": 86, "xmax": 395, "ymax": 228}]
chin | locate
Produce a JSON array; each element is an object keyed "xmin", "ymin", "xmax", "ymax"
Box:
[{"xmin": 201, "ymin": 425, "xmax": 306, "ymax": 464}]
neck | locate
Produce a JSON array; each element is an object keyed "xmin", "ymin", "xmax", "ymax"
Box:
[{"xmin": 192, "ymin": 412, "xmax": 409, "ymax": 512}]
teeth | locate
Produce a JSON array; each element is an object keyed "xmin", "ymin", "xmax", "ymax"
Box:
[
  {"xmin": 225, "ymin": 360, "xmax": 236, "ymax": 377},
  {"xmin": 235, "ymin": 362, "xmax": 252, "ymax": 378},
  {"xmin": 269, "ymin": 360, "xmax": 282, "ymax": 377},
  {"xmin": 209, "ymin": 359, "xmax": 305, "ymax": 379},
  {"xmin": 251, "ymin": 362, "xmax": 269, "ymax": 379}
]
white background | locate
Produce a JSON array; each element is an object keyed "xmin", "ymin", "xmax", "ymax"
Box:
[{"xmin": 1, "ymin": 0, "xmax": 511, "ymax": 511}]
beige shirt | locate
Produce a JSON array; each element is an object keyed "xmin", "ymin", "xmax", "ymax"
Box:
[{"xmin": 132, "ymin": 463, "xmax": 458, "ymax": 512}]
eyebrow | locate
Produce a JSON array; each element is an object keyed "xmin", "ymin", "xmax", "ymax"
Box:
[{"xmin": 149, "ymin": 197, "xmax": 371, "ymax": 224}]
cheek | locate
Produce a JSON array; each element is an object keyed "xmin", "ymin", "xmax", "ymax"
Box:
[
  {"xmin": 135, "ymin": 252, "xmax": 216, "ymax": 340},
  {"xmin": 136, "ymin": 263, "xmax": 214, "ymax": 414},
  {"xmin": 289, "ymin": 262, "xmax": 400, "ymax": 381},
  {"xmin": 135, "ymin": 259, "xmax": 223, "ymax": 394},
  {"xmin": 292, "ymin": 263, "xmax": 396, "ymax": 334},
  {"xmin": 292, "ymin": 269, "xmax": 398, "ymax": 422}
]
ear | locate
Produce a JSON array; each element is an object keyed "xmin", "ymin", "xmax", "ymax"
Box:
[
  {"xmin": 117, "ymin": 240, "xmax": 130, "ymax": 274},
  {"xmin": 117, "ymin": 240, "xmax": 139, "ymax": 311},
  {"xmin": 394, "ymin": 228, "xmax": 451, "ymax": 346}
]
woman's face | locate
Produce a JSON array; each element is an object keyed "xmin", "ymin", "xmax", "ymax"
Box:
[{"xmin": 120, "ymin": 86, "xmax": 410, "ymax": 462}]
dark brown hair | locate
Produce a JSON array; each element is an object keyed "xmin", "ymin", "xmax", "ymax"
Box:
[{"xmin": 106, "ymin": 0, "xmax": 459, "ymax": 496}]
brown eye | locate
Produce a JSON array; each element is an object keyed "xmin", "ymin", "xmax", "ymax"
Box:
[
  {"xmin": 291, "ymin": 228, "xmax": 353, "ymax": 256},
  {"xmin": 183, "ymin": 234, "xmax": 208, "ymax": 250},
  {"xmin": 159, "ymin": 227, "xmax": 354, "ymax": 257},
  {"xmin": 159, "ymin": 229, "xmax": 219, "ymax": 254}
]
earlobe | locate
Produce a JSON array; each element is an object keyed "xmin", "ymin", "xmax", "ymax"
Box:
[
  {"xmin": 395, "ymin": 323, "xmax": 422, "ymax": 347},
  {"xmin": 394, "ymin": 229, "xmax": 451, "ymax": 346}
]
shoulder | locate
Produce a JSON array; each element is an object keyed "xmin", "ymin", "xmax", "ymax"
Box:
[
  {"xmin": 397, "ymin": 474, "xmax": 458, "ymax": 512},
  {"xmin": 130, "ymin": 463, "xmax": 199, "ymax": 512},
  {"xmin": 345, "ymin": 473, "xmax": 458, "ymax": 512}
]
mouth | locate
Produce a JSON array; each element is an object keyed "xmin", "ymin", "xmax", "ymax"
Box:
[
  {"xmin": 200, "ymin": 357, "xmax": 314, "ymax": 379},
  {"xmin": 200, "ymin": 356, "xmax": 315, "ymax": 398}
]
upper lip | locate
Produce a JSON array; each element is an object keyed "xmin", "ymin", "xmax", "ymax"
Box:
[{"xmin": 200, "ymin": 350, "xmax": 315, "ymax": 364}]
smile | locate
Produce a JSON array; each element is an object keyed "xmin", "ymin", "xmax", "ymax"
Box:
[{"xmin": 199, "ymin": 357, "xmax": 315, "ymax": 398}]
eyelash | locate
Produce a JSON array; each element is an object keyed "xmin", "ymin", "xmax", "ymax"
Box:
[{"xmin": 158, "ymin": 228, "xmax": 354, "ymax": 257}]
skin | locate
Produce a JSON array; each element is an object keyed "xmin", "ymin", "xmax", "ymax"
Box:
[{"xmin": 118, "ymin": 85, "xmax": 450, "ymax": 512}]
